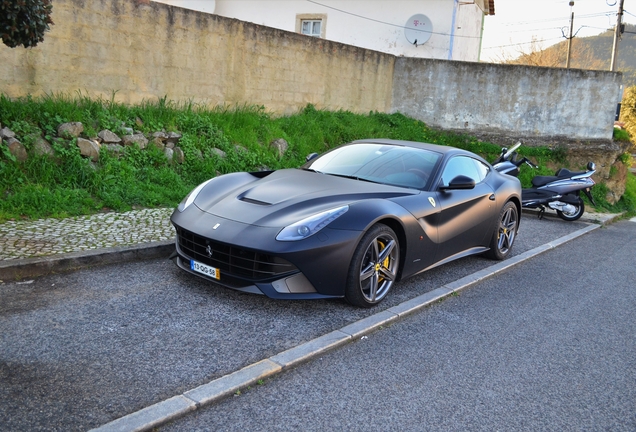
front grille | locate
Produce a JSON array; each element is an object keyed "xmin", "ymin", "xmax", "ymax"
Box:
[{"xmin": 175, "ymin": 226, "xmax": 298, "ymax": 286}]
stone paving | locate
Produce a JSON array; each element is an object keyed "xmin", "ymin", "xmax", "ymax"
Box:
[{"xmin": 0, "ymin": 208, "xmax": 175, "ymax": 261}]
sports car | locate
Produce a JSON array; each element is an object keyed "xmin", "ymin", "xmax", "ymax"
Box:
[{"xmin": 170, "ymin": 139, "xmax": 521, "ymax": 307}]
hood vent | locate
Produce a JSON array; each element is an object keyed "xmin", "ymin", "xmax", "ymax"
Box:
[{"xmin": 238, "ymin": 196, "xmax": 271, "ymax": 206}]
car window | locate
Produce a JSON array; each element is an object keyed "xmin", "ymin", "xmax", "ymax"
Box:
[
  {"xmin": 440, "ymin": 156, "xmax": 489, "ymax": 186},
  {"xmin": 306, "ymin": 143, "xmax": 441, "ymax": 189}
]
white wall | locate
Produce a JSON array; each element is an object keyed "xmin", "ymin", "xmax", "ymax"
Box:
[
  {"xmin": 155, "ymin": 0, "xmax": 486, "ymax": 61},
  {"xmin": 158, "ymin": 0, "xmax": 217, "ymax": 14}
]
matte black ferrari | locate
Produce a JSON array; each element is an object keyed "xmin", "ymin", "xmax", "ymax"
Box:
[{"xmin": 170, "ymin": 139, "xmax": 521, "ymax": 307}]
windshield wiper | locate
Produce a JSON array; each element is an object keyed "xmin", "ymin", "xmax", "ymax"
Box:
[
  {"xmin": 302, "ymin": 168, "xmax": 324, "ymax": 174},
  {"xmin": 327, "ymin": 173, "xmax": 380, "ymax": 184}
]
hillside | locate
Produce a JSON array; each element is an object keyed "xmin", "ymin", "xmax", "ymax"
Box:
[
  {"xmin": 575, "ymin": 24, "xmax": 636, "ymax": 88},
  {"xmin": 507, "ymin": 24, "xmax": 636, "ymax": 88}
]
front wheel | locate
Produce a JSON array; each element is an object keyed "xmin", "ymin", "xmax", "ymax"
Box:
[
  {"xmin": 345, "ymin": 224, "xmax": 400, "ymax": 308},
  {"xmin": 484, "ymin": 201, "xmax": 518, "ymax": 260},
  {"xmin": 557, "ymin": 197, "xmax": 584, "ymax": 221}
]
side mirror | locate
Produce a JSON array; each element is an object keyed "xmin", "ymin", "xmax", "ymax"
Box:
[
  {"xmin": 587, "ymin": 161, "xmax": 596, "ymax": 171},
  {"xmin": 439, "ymin": 175, "xmax": 476, "ymax": 191},
  {"xmin": 306, "ymin": 153, "xmax": 319, "ymax": 162}
]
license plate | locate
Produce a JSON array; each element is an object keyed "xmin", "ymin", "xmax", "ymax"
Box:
[{"xmin": 190, "ymin": 260, "xmax": 220, "ymax": 280}]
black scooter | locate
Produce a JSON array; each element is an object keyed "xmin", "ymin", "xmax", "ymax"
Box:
[{"xmin": 493, "ymin": 143, "xmax": 596, "ymax": 221}]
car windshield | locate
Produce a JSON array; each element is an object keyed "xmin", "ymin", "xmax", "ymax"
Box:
[{"xmin": 304, "ymin": 143, "xmax": 442, "ymax": 189}]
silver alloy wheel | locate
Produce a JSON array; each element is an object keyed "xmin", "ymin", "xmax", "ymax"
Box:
[
  {"xmin": 359, "ymin": 232, "xmax": 399, "ymax": 303},
  {"xmin": 497, "ymin": 204, "xmax": 518, "ymax": 255}
]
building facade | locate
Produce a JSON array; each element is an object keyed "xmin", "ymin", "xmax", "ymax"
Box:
[{"xmin": 156, "ymin": 0, "xmax": 495, "ymax": 61}]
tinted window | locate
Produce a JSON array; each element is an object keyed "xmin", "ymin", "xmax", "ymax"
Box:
[{"xmin": 441, "ymin": 156, "xmax": 489, "ymax": 187}]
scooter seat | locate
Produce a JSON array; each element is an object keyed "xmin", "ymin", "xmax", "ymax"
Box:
[
  {"xmin": 532, "ymin": 168, "xmax": 587, "ymax": 187},
  {"xmin": 532, "ymin": 176, "xmax": 559, "ymax": 187},
  {"xmin": 554, "ymin": 168, "xmax": 586, "ymax": 178}
]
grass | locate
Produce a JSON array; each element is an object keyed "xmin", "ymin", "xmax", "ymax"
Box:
[{"xmin": 1, "ymin": 93, "xmax": 635, "ymax": 222}]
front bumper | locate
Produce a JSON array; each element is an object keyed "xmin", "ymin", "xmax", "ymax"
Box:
[{"xmin": 170, "ymin": 206, "xmax": 363, "ymax": 299}]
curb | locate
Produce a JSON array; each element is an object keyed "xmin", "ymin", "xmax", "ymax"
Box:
[
  {"xmin": 89, "ymin": 222, "xmax": 603, "ymax": 432},
  {"xmin": 0, "ymin": 240, "xmax": 175, "ymax": 281}
]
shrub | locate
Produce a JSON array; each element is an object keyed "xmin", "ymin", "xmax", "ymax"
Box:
[{"xmin": 0, "ymin": 0, "xmax": 54, "ymax": 48}]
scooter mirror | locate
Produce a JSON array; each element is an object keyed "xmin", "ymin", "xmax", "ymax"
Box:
[{"xmin": 587, "ymin": 162, "xmax": 596, "ymax": 171}]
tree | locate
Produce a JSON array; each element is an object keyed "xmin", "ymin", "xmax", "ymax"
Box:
[
  {"xmin": 0, "ymin": 0, "xmax": 53, "ymax": 49},
  {"xmin": 496, "ymin": 37, "xmax": 605, "ymax": 70},
  {"xmin": 620, "ymin": 85, "xmax": 636, "ymax": 142}
]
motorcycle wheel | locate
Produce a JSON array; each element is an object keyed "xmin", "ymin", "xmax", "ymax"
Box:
[{"xmin": 557, "ymin": 197, "xmax": 584, "ymax": 221}]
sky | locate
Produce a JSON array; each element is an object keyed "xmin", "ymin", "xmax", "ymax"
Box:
[{"xmin": 480, "ymin": 0, "xmax": 636, "ymax": 61}]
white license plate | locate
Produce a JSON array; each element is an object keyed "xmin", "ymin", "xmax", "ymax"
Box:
[{"xmin": 190, "ymin": 260, "xmax": 220, "ymax": 280}]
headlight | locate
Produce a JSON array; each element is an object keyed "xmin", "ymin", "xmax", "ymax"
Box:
[
  {"xmin": 276, "ymin": 205, "xmax": 349, "ymax": 241},
  {"xmin": 177, "ymin": 178, "xmax": 215, "ymax": 212}
]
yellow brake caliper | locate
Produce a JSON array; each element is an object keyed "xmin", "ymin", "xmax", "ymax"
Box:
[{"xmin": 377, "ymin": 240, "xmax": 389, "ymax": 283}]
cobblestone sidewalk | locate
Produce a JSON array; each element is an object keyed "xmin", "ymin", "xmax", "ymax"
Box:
[{"xmin": 0, "ymin": 208, "xmax": 175, "ymax": 261}]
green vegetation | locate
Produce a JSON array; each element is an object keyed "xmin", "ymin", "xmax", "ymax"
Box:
[
  {"xmin": 1, "ymin": 93, "xmax": 635, "ymax": 222},
  {"xmin": 0, "ymin": 0, "xmax": 53, "ymax": 48},
  {"xmin": 620, "ymin": 85, "xmax": 636, "ymax": 142}
]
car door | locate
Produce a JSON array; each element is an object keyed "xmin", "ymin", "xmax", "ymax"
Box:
[{"xmin": 434, "ymin": 155, "xmax": 496, "ymax": 260}]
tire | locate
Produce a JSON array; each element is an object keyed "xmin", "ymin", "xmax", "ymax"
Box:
[
  {"xmin": 556, "ymin": 197, "xmax": 584, "ymax": 221},
  {"xmin": 345, "ymin": 224, "xmax": 400, "ymax": 308},
  {"xmin": 485, "ymin": 201, "xmax": 518, "ymax": 260}
]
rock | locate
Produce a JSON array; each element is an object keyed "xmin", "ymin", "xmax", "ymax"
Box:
[
  {"xmin": 7, "ymin": 138, "xmax": 28, "ymax": 162},
  {"xmin": 57, "ymin": 122, "xmax": 84, "ymax": 139},
  {"xmin": 103, "ymin": 143, "xmax": 124, "ymax": 155},
  {"xmin": 98, "ymin": 129, "xmax": 122, "ymax": 143},
  {"xmin": 173, "ymin": 147, "xmax": 185, "ymax": 164},
  {"xmin": 603, "ymin": 161, "xmax": 628, "ymax": 204},
  {"xmin": 121, "ymin": 126, "xmax": 134, "ymax": 135},
  {"xmin": 211, "ymin": 148, "xmax": 226, "ymax": 159},
  {"xmin": 32, "ymin": 137, "xmax": 54, "ymax": 157},
  {"xmin": 270, "ymin": 138, "xmax": 289, "ymax": 158},
  {"xmin": 122, "ymin": 133, "xmax": 148, "ymax": 149},
  {"xmin": 150, "ymin": 136, "xmax": 166, "ymax": 150},
  {"xmin": 1, "ymin": 127, "xmax": 15, "ymax": 140},
  {"xmin": 77, "ymin": 138, "xmax": 101, "ymax": 162},
  {"xmin": 164, "ymin": 147, "xmax": 174, "ymax": 162},
  {"xmin": 166, "ymin": 132, "xmax": 182, "ymax": 145},
  {"xmin": 150, "ymin": 132, "xmax": 168, "ymax": 149}
]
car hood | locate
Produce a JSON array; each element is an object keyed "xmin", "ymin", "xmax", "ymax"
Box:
[{"xmin": 193, "ymin": 169, "xmax": 417, "ymax": 227}]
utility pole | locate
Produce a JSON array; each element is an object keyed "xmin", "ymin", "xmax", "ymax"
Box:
[
  {"xmin": 566, "ymin": 1, "xmax": 575, "ymax": 68},
  {"xmin": 610, "ymin": 0, "xmax": 625, "ymax": 71}
]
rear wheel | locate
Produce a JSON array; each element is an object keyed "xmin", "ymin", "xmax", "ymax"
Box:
[
  {"xmin": 345, "ymin": 224, "xmax": 400, "ymax": 308},
  {"xmin": 557, "ymin": 197, "xmax": 584, "ymax": 221},
  {"xmin": 485, "ymin": 201, "xmax": 518, "ymax": 260}
]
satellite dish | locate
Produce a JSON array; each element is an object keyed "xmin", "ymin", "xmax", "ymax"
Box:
[{"xmin": 404, "ymin": 14, "xmax": 433, "ymax": 46}]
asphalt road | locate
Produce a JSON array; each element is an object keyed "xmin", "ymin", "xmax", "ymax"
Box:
[
  {"xmin": 161, "ymin": 219, "xmax": 636, "ymax": 431},
  {"xmin": 0, "ymin": 216, "xmax": 628, "ymax": 431}
]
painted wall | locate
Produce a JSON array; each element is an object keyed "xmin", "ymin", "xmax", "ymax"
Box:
[
  {"xmin": 157, "ymin": 0, "xmax": 488, "ymax": 61},
  {"xmin": 392, "ymin": 58, "xmax": 621, "ymax": 140},
  {"xmin": 0, "ymin": 0, "xmax": 621, "ymax": 141}
]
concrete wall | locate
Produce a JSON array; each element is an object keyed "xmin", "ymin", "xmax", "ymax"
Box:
[
  {"xmin": 0, "ymin": 0, "xmax": 622, "ymax": 141},
  {"xmin": 392, "ymin": 58, "xmax": 622, "ymax": 140},
  {"xmin": 0, "ymin": 0, "xmax": 395, "ymax": 113}
]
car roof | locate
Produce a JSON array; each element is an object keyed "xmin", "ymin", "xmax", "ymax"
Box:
[{"xmin": 348, "ymin": 138, "xmax": 466, "ymax": 156}]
